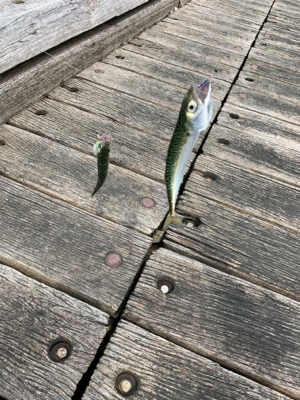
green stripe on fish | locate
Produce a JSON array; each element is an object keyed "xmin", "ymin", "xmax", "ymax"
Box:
[
  {"xmin": 163, "ymin": 79, "xmax": 213, "ymax": 231},
  {"xmin": 91, "ymin": 133, "xmax": 113, "ymax": 197}
]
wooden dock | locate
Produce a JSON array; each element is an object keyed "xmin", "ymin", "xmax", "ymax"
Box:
[{"xmin": 1, "ymin": 0, "xmax": 300, "ymax": 398}]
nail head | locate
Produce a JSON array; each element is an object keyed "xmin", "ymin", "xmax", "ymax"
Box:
[
  {"xmin": 212, "ymin": 85, "xmax": 220, "ymax": 90},
  {"xmin": 235, "ymin": 46, "xmax": 242, "ymax": 50},
  {"xmin": 251, "ymin": 64, "xmax": 258, "ymax": 69},
  {"xmin": 105, "ymin": 252, "xmax": 123, "ymax": 268},
  {"xmin": 239, "ymin": 93, "xmax": 247, "ymax": 98},
  {"xmin": 221, "ymin": 70, "xmax": 229, "ymax": 74},
  {"xmin": 157, "ymin": 278, "xmax": 174, "ymax": 294},
  {"xmin": 141, "ymin": 198, "xmax": 155, "ymax": 208},
  {"xmin": 94, "ymin": 69, "xmax": 104, "ymax": 73},
  {"xmin": 217, "ymin": 138, "xmax": 230, "ymax": 145}
]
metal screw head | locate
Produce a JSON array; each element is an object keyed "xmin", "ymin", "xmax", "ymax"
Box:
[
  {"xmin": 49, "ymin": 340, "xmax": 72, "ymax": 362},
  {"xmin": 182, "ymin": 216, "xmax": 201, "ymax": 228},
  {"xmin": 115, "ymin": 372, "xmax": 137, "ymax": 397},
  {"xmin": 157, "ymin": 278, "xmax": 174, "ymax": 294},
  {"xmin": 141, "ymin": 197, "xmax": 155, "ymax": 208}
]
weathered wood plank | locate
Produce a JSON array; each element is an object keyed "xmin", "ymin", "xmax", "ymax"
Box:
[
  {"xmin": 235, "ymin": 70, "xmax": 300, "ymax": 104},
  {"xmin": 83, "ymin": 320, "xmax": 290, "ymax": 400},
  {"xmin": 193, "ymin": 0, "xmax": 271, "ymax": 12},
  {"xmin": 47, "ymin": 78, "xmax": 219, "ymax": 148},
  {"xmin": 134, "ymin": 31, "xmax": 244, "ymax": 69},
  {"xmin": 124, "ymin": 39, "xmax": 240, "ymax": 79},
  {"xmin": 164, "ymin": 192, "xmax": 300, "ymax": 300},
  {"xmin": 249, "ymin": 46, "xmax": 300, "ymax": 74},
  {"xmin": 163, "ymin": 15, "xmax": 258, "ymax": 44},
  {"xmin": 8, "ymin": 98, "xmax": 169, "ymax": 183},
  {"xmin": 186, "ymin": 154, "xmax": 300, "ymax": 232},
  {"xmin": 204, "ymin": 112, "xmax": 300, "ymax": 187},
  {"xmin": 124, "ymin": 248, "xmax": 300, "ymax": 398},
  {"xmin": 104, "ymin": 48, "xmax": 232, "ymax": 98},
  {"xmin": 0, "ymin": 264, "xmax": 109, "ymax": 400},
  {"xmin": 255, "ymin": 32, "xmax": 300, "ymax": 62},
  {"xmin": 0, "ymin": 0, "xmax": 149, "ymax": 74},
  {"xmin": 170, "ymin": 4, "xmax": 260, "ymax": 29},
  {"xmin": 190, "ymin": 0, "xmax": 269, "ymax": 23},
  {"xmin": 242, "ymin": 58, "xmax": 300, "ymax": 88},
  {"xmin": 0, "ymin": 124, "xmax": 168, "ymax": 236},
  {"xmin": 79, "ymin": 60, "xmax": 227, "ymax": 103},
  {"xmin": 0, "ymin": 0, "xmax": 188, "ymax": 125},
  {"xmin": 0, "ymin": 177, "xmax": 152, "ymax": 316},
  {"xmin": 141, "ymin": 23, "xmax": 250, "ymax": 55},
  {"xmin": 226, "ymin": 84, "xmax": 300, "ymax": 127}
]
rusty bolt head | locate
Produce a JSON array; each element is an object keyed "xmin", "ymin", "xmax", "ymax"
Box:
[
  {"xmin": 115, "ymin": 372, "xmax": 137, "ymax": 397},
  {"xmin": 49, "ymin": 340, "xmax": 72, "ymax": 362}
]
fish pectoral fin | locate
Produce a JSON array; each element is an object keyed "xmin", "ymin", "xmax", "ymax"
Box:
[{"xmin": 162, "ymin": 212, "xmax": 184, "ymax": 231}]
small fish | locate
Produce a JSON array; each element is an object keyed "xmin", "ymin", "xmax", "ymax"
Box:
[
  {"xmin": 91, "ymin": 133, "xmax": 113, "ymax": 197},
  {"xmin": 162, "ymin": 78, "xmax": 213, "ymax": 231}
]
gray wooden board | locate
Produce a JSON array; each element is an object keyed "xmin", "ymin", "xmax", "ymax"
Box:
[
  {"xmin": 0, "ymin": 0, "xmax": 149, "ymax": 74},
  {"xmin": 0, "ymin": 0, "xmax": 188, "ymax": 125},
  {"xmin": 190, "ymin": 0, "xmax": 269, "ymax": 23},
  {"xmin": 79, "ymin": 60, "xmax": 228, "ymax": 104},
  {"xmin": 0, "ymin": 177, "xmax": 152, "ymax": 316},
  {"xmin": 186, "ymin": 154, "xmax": 300, "ymax": 233},
  {"xmin": 255, "ymin": 33, "xmax": 300, "ymax": 62},
  {"xmin": 163, "ymin": 15, "xmax": 258, "ymax": 42},
  {"xmin": 249, "ymin": 46, "xmax": 300, "ymax": 74},
  {"xmin": 242, "ymin": 58, "xmax": 300, "ymax": 88},
  {"xmin": 124, "ymin": 248, "xmax": 300, "ymax": 398},
  {"xmin": 164, "ymin": 191, "xmax": 300, "ymax": 300},
  {"xmin": 83, "ymin": 321, "xmax": 290, "ymax": 400},
  {"xmin": 8, "ymin": 97, "xmax": 170, "ymax": 183},
  {"xmin": 170, "ymin": 4, "xmax": 261, "ymax": 29},
  {"xmin": 134, "ymin": 31, "xmax": 245, "ymax": 69},
  {"xmin": 234, "ymin": 71, "xmax": 300, "ymax": 105},
  {"xmin": 226, "ymin": 84, "xmax": 300, "ymax": 127},
  {"xmin": 0, "ymin": 264, "xmax": 109, "ymax": 400},
  {"xmin": 261, "ymin": 24, "xmax": 300, "ymax": 43},
  {"xmin": 193, "ymin": 0, "xmax": 271, "ymax": 12},
  {"xmin": 0, "ymin": 124, "xmax": 168, "ymax": 236},
  {"xmin": 141, "ymin": 24, "xmax": 250, "ymax": 56},
  {"xmin": 103, "ymin": 48, "xmax": 232, "ymax": 98},
  {"xmin": 204, "ymin": 113, "xmax": 300, "ymax": 188},
  {"xmin": 46, "ymin": 78, "xmax": 219, "ymax": 149},
  {"xmin": 257, "ymin": 29, "xmax": 300, "ymax": 53},
  {"xmin": 123, "ymin": 39, "xmax": 240, "ymax": 80}
]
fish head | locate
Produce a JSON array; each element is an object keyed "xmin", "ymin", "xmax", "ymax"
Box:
[
  {"xmin": 183, "ymin": 79, "xmax": 213, "ymax": 132},
  {"xmin": 93, "ymin": 133, "xmax": 113, "ymax": 155}
]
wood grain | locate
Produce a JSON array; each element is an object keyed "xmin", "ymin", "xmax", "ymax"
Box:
[
  {"xmin": 0, "ymin": 124, "xmax": 168, "ymax": 236},
  {"xmin": 0, "ymin": 0, "xmax": 149, "ymax": 74},
  {"xmin": 8, "ymin": 97, "xmax": 170, "ymax": 183},
  {"xmin": 190, "ymin": 0, "xmax": 270, "ymax": 23},
  {"xmin": 242, "ymin": 58, "xmax": 300, "ymax": 88},
  {"xmin": 103, "ymin": 48, "xmax": 232, "ymax": 98},
  {"xmin": 141, "ymin": 24, "xmax": 250, "ymax": 56},
  {"xmin": 134, "ymin": 31, "xmax": 244, "ymax": 69},
  {"xmin": 203, "ymin": 115, "xmax": 300, "ymax": 187},
  {"xmin": 0, "ymin": 0, "xmax": 189, "ymax": 125},
  {"xmin": 79, "ymin": 60, "xmax": 227, "ymax": 104},
  {"xmin": 124, "ymin": 248, "xmax": 300, "ymax": 398},
  {"xmin": 0, "ymin": 177, "xmax": 152, "ymax": 315},
  {"xmin": 47, "ymin": 78, "xmax": 219, "ymax": 149},
  {"xmin": 249, "ymin": 47, "xmax": 300, "ymax": 74},
  {"xmin": 0, "ymin": 263, "xmax": 109, "ymax": 400},
  {"xmin": 226, "ymin": 84, "xmax": 300, "ymax": 127},
  {"xmin": 164, "ymin": 192, "xmax": 300, "ymax": 300},
  {"xmin": 83, "ymin": 320, "xmax": 290, "ymax": 400},
  {"xmin": 173, "ymin": 3, "xmax": 261, "ymax": 28},
  {"xmin": 124, "ymin": 38, "xmax": 240, "ymax": 79},
  {"xmin": 186, "ymin": 154, "xmax": 300, "ymax": 232}
]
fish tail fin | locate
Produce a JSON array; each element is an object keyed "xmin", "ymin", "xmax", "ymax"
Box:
[{"xmin": 162, "ymin": 212, "xmax": 184, "ymax": 231}]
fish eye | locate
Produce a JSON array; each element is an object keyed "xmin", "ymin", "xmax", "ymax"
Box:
[{"xmin": 188, "ymin": 100, "xmax": 197, "ymax": 113}]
